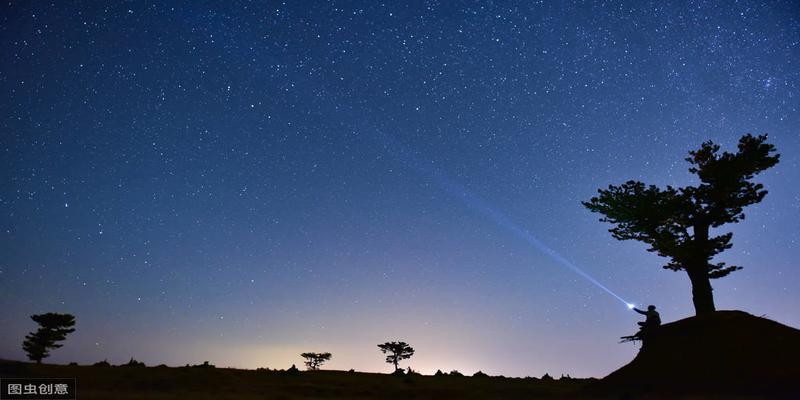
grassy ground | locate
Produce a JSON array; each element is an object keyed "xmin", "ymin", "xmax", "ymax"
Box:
[{"xmin": 0, "ymin": 359, "xmax": 592, "ymax": 400}]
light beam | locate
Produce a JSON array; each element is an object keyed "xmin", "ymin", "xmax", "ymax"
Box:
[{"xmin": 379, "ymin": 132, "xmax": 632, "ymax": 308}]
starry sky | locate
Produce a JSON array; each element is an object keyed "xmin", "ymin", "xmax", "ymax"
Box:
[{"xmin": 1, "ymin": 1, "xmax": 799, "ymax": 378}]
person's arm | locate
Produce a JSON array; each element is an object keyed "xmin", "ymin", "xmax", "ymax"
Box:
[{"xmin": 633, "ymin": 308, "xmax": 646, "ymax": 315}]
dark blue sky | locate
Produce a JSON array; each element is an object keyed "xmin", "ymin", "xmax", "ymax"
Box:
[{"xmin": 1, "ymin": 1, "xmax": 799, "ymax": 377}]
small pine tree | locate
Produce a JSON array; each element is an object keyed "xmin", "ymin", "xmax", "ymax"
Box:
[
  {"xmin": 22, "ymin": 313, "xmax": 76, "ymax": 363},
  {"xmin": 300, "ymin": 352, "xmax": 332, "ymax": 370},
  {"xmin": 377, "ymin": 341, "xmax": 415, "ymax": 372}
]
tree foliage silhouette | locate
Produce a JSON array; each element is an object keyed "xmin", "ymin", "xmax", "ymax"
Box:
[
  {"xmin": 22, "ymin": 313, "xmax": 76, "ymax": 363},
  {"xmin": 583, "ymin": 134, "xmax": 779, "ymax": 315},
  {"xmin": 377, "ymin": 341, "xmax": 414, "ymax": 371},
  {"xmin": 300, "ymin": 352, "xmax": 332, "ymax": 370}
]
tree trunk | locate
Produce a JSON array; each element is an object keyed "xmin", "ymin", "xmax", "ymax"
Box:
[
  {"xmin": 688, "ymin": 223, "xmax": 716, "ymax": 316},
  {"xmin": 688, "ymin": 267, "xmax": 716, "ymax": 316}
]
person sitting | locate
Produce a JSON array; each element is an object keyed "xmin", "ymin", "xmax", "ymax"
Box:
[{"xmin": 633, "ymin": 304, "xmax": 661, "ymax": 331}]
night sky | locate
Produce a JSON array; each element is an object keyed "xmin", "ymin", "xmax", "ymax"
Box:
[{"xmin": 2, "ymin": 1, "xmax": 799, "ymax": 378}]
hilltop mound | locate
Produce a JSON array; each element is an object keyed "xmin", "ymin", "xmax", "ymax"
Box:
[{"xmin": 592, "ymin": 310, "xmax": 800, "ymax": 397}]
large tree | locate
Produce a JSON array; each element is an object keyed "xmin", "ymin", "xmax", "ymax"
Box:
[
  {"xmin": 583, "ymin": 134, "xmax": 779, "ymax": 315},
  {"xmin": 377, "ymin": 341, "xmax": 414, "ymax": 371},
  {"xmin": 22, "ymin": 313, "xmax": 76, "ymax": 363}
]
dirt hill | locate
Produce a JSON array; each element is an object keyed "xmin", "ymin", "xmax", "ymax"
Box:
[{"xmin": 591, "ymin": 310, "xmax": 800, "ymax": 398}]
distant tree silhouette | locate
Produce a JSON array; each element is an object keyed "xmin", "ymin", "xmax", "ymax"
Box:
[
  {"xmin": 191, "ymin": 361, "xmax": 215, "ymax": 368},
  {"xmin": 377, "ymin": 341, "xmax": 414, "ymax": 371},
  {"xmin": 285, "ymin": 364, "xmax": 300, "ymax": 375},
  {"xmin": 300, "ymin": 352, "xmax": 332, "ymax": 370},
  {"xmin": 121, "ymin": 358, "xmax": 145, "ymax": 367},
  {"xmin": 583, "ymin": 134, "xmax": 779, "ymax": 315},
  {"xmin": 22, "ymin": 313, "xmax": 76, "ymax": 363}
]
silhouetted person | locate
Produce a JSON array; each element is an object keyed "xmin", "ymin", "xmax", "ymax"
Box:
[
  {"xmin": 633, "ymin": 304, "xmax": 661, "ymax": 331},
  {"xmin": 619, "ymin": 305, "xmax": 662, "ymax": 343}
]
